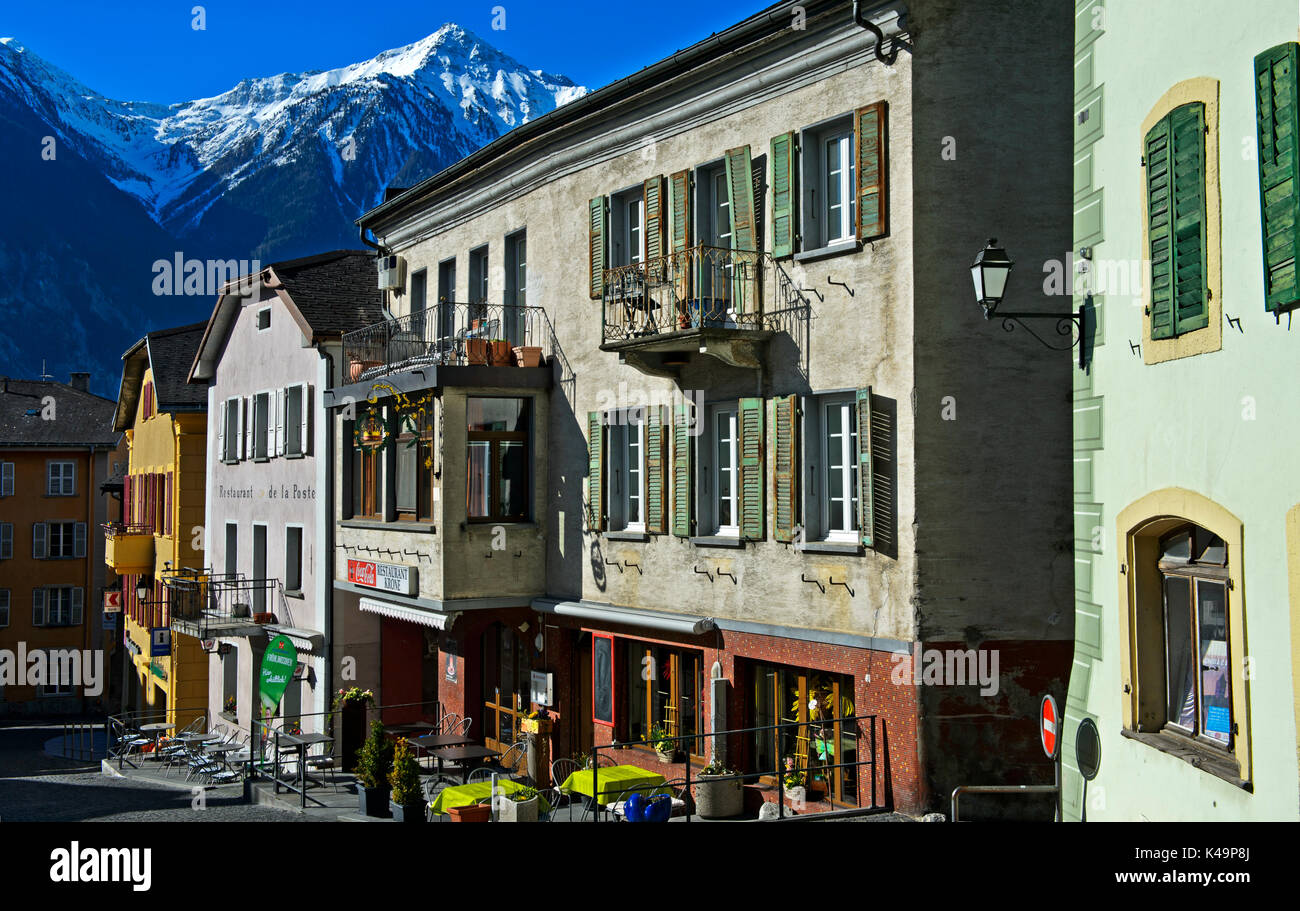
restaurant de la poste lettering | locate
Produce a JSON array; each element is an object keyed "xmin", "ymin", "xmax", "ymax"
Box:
[{"xmin": 216, "ymin": 484, "xmax": 316, "ymax": 500}]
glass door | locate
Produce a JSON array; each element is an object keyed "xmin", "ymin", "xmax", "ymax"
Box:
[{"xmin": 481, "ymin": 623, "xmax": 530, "ymax": 772}]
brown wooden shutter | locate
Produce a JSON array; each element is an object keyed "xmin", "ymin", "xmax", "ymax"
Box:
[
  {"xmin": 589, "ymin": 197, "xmax": 607, "ymax": 299},
  {"xmin": 772, "ymin": 394, "xmax": 799, "ymax": 543},
  {"xmin": 671, "ymin": 404, "xmax": 693, "ymax": 537},
  {"xmin": 587, "ymin": 411, "xmax": 605, "ymax": 531},
  {"xmin": 165, "ymin": 471, "xmax": 173, "ymax": 536},
  {"xmin": 738, "ymin": 397, "xmax": 764, "ymax": 541},
  {"xmin": 855, "ymin": 102, "xmax": 888, "ymax": 241},
  {"xmin": 644, "ymin": 406, "xmax": 667, "ymax": 534}
]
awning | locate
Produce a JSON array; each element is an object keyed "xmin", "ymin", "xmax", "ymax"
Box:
[
  {"xmin": 358, "ymin": 596, "xmax": 458, "ymax": 630},
  {"xmin": 263, "ymin": 625, "xmax": 325, "ymax": 654},
  {"xmin": 532, "ymin": 597, "xmax": 715, "ymax": 636}
]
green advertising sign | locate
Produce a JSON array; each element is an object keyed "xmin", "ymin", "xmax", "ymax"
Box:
[{"xmin": 259, "ymin": 634, "xmax": 298, "ymax": 717}]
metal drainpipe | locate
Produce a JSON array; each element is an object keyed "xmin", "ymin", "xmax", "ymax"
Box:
[
  {"xmin": 854, "ymin": 0, "xmax": 900, "ymax": 65},
  {"xmin": 321, "ymin": 348, "xmax": 336, "ymax": 721}
]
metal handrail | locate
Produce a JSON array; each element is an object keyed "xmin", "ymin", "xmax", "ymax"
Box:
[{"xmin": 101, "ymin": 522, "xmax": 155, "ymax": 536}]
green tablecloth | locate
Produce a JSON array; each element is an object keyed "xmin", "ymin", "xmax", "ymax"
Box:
[
  {"xmin": 429, "ymin": 779, "xmax": 552, "ymax": 816},
  {"xmin": 559, "ymin": 765, "xmax": 670, "ymax": 804}
]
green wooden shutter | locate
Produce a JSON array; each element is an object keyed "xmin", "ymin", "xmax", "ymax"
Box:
[
  {"xmin": 1170, "ymin": 103, "xmax": 1208, "ymax": 335},
  {"xmin": 644, "ymin": 175, "xmax": 667, "ymax": 266},
  {"xmin": 738, "ymin": 397, "xmax": 764, "ymax": 541},
  {"xmin": 587, "ymin": 411, "xmax": 604, "ymax": 531},
  {"xmin": 772, "ymin": 394, "xmax": 799, "ymax": 543},
  {"xmin": 855, "ymin": 102, "xmax": 888, "ymax": 241},
  {"xmin": 644, "ymin": 406, "xmax": 667, "ymax": 534},
  {"xmin": 725, "ymin": 146, "xmax": 758, "ymax": 313},
  {"xmin": 671, "ymin": 404, "xmax": 693, "ymax": 537},
  {"xmin": 1145, "ymin": 114, "xmax": 1177, "ymax": 340},
  {"xmin": 771, "ymin": 132, "xmax": 797, "ymax": 258},
  {"xmin": 589, "ymin": 197, "xmax": 607, "ymax": 300},
  {"xmin": 1256, "ymin": 42, "xmax": 1300, "ymax": 312},
  {"xmin": 856, "ymin": 388, "xmax": 875, "ymax": 548},
  {"xmin": 669, "ymin": 170, "xmax": 693, "ymax": 308}
]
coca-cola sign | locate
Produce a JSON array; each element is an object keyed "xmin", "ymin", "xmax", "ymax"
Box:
[{"xmin": 347, "ymin": 559, "xmax": 417, "ymax": 595}]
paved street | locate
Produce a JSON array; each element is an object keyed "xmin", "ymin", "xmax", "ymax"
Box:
[{"xmin": 0, "ymin": 724, "xmax": 305, "ymax": 823}]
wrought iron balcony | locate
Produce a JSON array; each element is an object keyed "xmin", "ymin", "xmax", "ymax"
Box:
[
  {"xmin": 599, "ymin": 245, "xmax": 810, "ymax": 371},
  {"xmin": 164, "ymin": 569, "xmax": 296, "ymax": 640},
  {"xmin": 343, "ymin": 300, "xmax": 555, "ymax": 384},
  {"xmin": 103, "ymin": 523, "xmax": 155, "ymax": 574}
]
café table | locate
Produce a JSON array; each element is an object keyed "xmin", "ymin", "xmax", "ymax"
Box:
[
  {"xmin": 428, "ymin": 778, "xmax": 552, "ymax": 817},
  {"xmin": 559, "ymin": 765, "xmax": 670, "ymax": 810},
  {"xmin": 409, "ymin": 733, "xmax": 473, "ymax": 779},
  {"xmin": 137, "ymin": 722, "xmax": 174, "ymax": 758},
  {"xmin": 274, "ymin": 732, "xmax": 334, "ymax": 808},
  {"xmin": 433, "ymin": 745, "xmax": 501, "ymax": 784}
]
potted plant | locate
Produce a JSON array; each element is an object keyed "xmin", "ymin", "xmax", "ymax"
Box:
[
  {"xmin": 650, "ymin": 724, "xmax": 678, "ymax": 764},
  {"xmin": 221, "ymin": 696, "xmax": 237, "ymax": 720},
  {"xmin": 694, "ymin": 760, "xmax": 742, "ymax": 818},
  {"xmin": 782, "ymin": 758, "xmax": 806, "ymax": 806},
  {"xmin": 466, "ymin": 337, "xmax": 489, "ymax": 365},
  {"xmin": 448, "ymin": 799, "xmax": 493, "ymax": 823},
  {"xmin": 487, "ymin": 338, "xmax": 512, "ymax": 365},
  {"xmin": 388, "ymin": 739, "xmax": 426, "ymax": 823},
  {"xmin": 332, "ymin": 687, "xmax": 374, "ymax": 772},
  {"xmin": 354, "ymin": 720, "xmax": 394, "ymax": 817},
  {"xmin": 494, "ymin": 785, "xmax": 540, "ymax": 823},
  {"xmin": 512, "ymin": 345, "xmax": 542, "ymax": 368}
]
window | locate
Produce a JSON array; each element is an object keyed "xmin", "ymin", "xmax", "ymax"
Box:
[
  {"xmin": 221, "ymin": 397, "xmax": 243, "ymax": 462},
  {"xmin": 142, "ymin": 381, "xmax": 154, "ymax": 419},
  {"xmin": 504, "ymin": 230, "xmax": 527, "ymax": 345},
  {"xmin": 712, "ymin": 406, "xmax": 739, "ymax": 535},
  {"xmin": 803, "ymin": 395, "xmax": 861, "ymax": 542},
  {"xmin": 1140, "ymin": 81, "xmax": 1221, "ymax": 363},
  {"xmin": 610, "ymin": 189, "xmax": 645, "ymax": 267},
  {"xmin": 252, "ymin": 524, "xmax": 267, "ymax": 613},
  {"xmin": 469, "ymin": 245, "xmax": 489, "ymax": 325},
  {"xmin": 253, "ymin": 392, "xmax": 271, "ymax": 460},
  {"xmin": 624, "ymin": 641, "xmax": 705, "ymax": 756},
  {"xmin": 285, "ymin": 526, "xmax": 303, "ymax": 593},
  {"xmin": 787, "ymin": 105, "xmax": 886, "ymax": 258},
  {"xmin": 225, "ymin": 523, "xmax": 238, "ymax": 577},
  {"xmin": 1, "ymin": 462, "xmax": 13, "ymax": 496},
  {"xmin": 34, "ymin": 522, "xmax": 86, "ymax": 559},
  {"xmin": 41, "ymin": 651, "xmax": 74, "ymax": 696},
  {"xmin": 257, "ymin": 307, "xmax": 271, "ymax": 331},
  {"xmin": 47, "ymin": 461, "xmax": 75, "ymax": 496},
  {"xmin": 466, "ymin": 397, "xmax": 530, "ymax": 522},
  {"xmin": 608, "ymin": 417, "xmax": 646, "ymax": 533},
  {"xmin": 1158, "ymin": 525, "xmax": 1231, "ymax": 748},
  {"xmin": 799, "ymin": 118, "xmax": 856, "ymax": 251},
  {"xmin": 0, "ymin": 523, "xmax": 11, "ymax": 560},
  {"xmin": 352, "ymin": 410, "xmax": 383, "ymax": 520},
  {"xmin": 395, "ymin": 410, "xmax": 434, "ymax": 521},
  {"xmin": 0, "ymin": 590, "xmax": 8, "ymax": 627},
  {"xmin": 409, "ymin": 268, "xmax": 428, "ymax": 340},
  {"xmin": 751, "ymin": 662, "xmax": 858, "ymax": 804},
  {"xmin": 34, "ymin": 587, "xmax": 83, "ymax": 627},
  {"xmin": 284, "ymin": 384, "xmax": 310, "ymax": 457},
  {"xmin": 437, "ymin": 258, "xmax": 458, "ymax": 341}
]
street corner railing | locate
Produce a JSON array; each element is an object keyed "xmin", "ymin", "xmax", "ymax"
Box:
[
  {"xmin": 600, "ymin": 245, "xmax": 812, "ymax": 344},
  {"xmin": 343, "ymin": 300, "xmax": 555, "ymax": 383}
]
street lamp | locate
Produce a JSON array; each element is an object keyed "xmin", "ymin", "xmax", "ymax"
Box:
[
  {"xmin": 135, "ymin": 576, "xmax": 152, "ymax": 604},
  {"xmin": 970, "ymin": 239, "xmax": 1087, "ymax": 368}
]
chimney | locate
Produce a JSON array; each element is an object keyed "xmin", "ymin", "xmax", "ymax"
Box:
[{"xmin": 70, "ymin": 372, "xmax": 90, "ymax": 392}]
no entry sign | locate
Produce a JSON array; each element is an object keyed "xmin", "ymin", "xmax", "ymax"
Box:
[{"xmin": 1040, "ymin": 695, "xmax": 1059, "ymax": 760}]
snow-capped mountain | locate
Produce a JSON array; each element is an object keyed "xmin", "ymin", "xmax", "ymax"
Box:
[{"xmin": 0, "ymin": 27, "xmax": 585, "ymax": 393}]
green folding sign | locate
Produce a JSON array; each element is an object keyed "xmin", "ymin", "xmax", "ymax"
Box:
[{"xmin": 259, "ymin": 634, "xmax": 298, "ymax": 717}]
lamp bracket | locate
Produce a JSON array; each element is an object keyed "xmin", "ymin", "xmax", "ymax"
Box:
[{"xmin": 986, "ymin": 304, "xmax": 1088, "ymax": 369}]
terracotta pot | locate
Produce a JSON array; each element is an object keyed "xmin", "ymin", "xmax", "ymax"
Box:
[
  {"xmin": 512, "ymin": 346, "xmax": 542, "ymax": 367},
  {"xmin": 448, "ymin": 802, "xmax": 492, "ymax": 822},
  {"xmin": 487, "ymin": 340, "xmax": 512, "ymax": 365},
  {"xmin": 466, "ymin": 338, "xmax": 489, "ymax": 365}
]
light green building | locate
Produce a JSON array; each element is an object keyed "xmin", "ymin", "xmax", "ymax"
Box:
[{"xmin": 1066, "ymin": 0, "xmax": 1300, "ymax": 820}]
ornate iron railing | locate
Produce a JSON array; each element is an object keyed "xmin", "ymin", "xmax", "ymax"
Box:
[
  {"xmin": 163, "ymin": 568, "xmax": 295, "ymax": 639},
  {"xmin": 343, "ymin": 300, "xmax": 551, "ymax": 383},
  {"xmin": 601, "ymin": 245, "xmax": 807, "ymax": 343}
]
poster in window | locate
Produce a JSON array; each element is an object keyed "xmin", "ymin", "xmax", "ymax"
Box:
[{"xmin": 592, "ymin": 633, "xmax": 614, "ymax": 727}]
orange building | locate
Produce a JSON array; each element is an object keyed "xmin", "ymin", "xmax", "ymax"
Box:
[{"xmin": 0, "ymin": 373, "xmax": 120, "ymax": 715}]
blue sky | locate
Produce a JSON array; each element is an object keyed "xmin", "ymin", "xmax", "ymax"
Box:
[{"xmin": 4, "ymin": 0, "xmax": 773, "ymax": 102}]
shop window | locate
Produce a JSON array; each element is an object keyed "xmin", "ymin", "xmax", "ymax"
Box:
[
  {"xmin": 623, "ymin": 642, "xmax": 704, "ymax": 757},
  {"xmin": 466, "ymin": 397, "xmax": 530, "ymax": 523},
  {"xmin": 750, "ymin": 662, "xmax": 858, "ymax": 804},
  {"xmin": 352, "ymin": 409, "xmax": 384, "ymax": 520},
  {"xmin": 481, "ymin": 622, "xmax": 533, "ymax": 761}
]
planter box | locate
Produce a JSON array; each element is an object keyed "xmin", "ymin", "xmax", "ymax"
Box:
[
  {"xmin": 448, "ymin": 802, "xmax": 492, "ymax": 823},
  {"xmin": 519, "ymin": 717, "xmax": 551, "ymax": 735},
  {"xmin": 390, "ymin": 801, "xmax": 427, "ymax": 823},
  {"xmin": 512, "ymin": 346, "xmax": 542, "ymax": 368},
  {"xmin": 495, "ymin": 795, "xmax": 539, "ymax": 823},
  {"xmin": 694, "ymin": 774, "xmax": 742, "ymax": 819},
  {"xmin": 487, "ymin": 340, "xmax": 512, "ymax": 365},
  {"xmin": 358, "ymin": 784, "xmax": 390, "ymax": 818},
  {"xmin": 466, "ymin": 338, "xmax": 489, "ymax": 365}
]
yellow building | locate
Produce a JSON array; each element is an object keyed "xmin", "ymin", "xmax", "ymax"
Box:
[{"xmin": 107, "ymin": 323, "xmax": 209, "ymax": 730}]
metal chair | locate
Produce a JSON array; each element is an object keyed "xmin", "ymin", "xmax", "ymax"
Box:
[
  {"xmin": 549, "ymin": 758, "xmax": 581, "ymax": 821},
  {"xmin": 452, "ymin": 717, "xmax": 472, "ymax": 737},
  {"xmin": 437, "ymin": 712, "xmax": 461, "ymax": 734},
  {"xmin": 538, "ymin": 787, "xmax": 563, "ymax": 822},
  {"xmin": 466, "ymin": 767, "xmax": 497, "ymax": 784},
  {"xmin": 489, "ymin": 741, "xmax": 527, "ymax": 780}
]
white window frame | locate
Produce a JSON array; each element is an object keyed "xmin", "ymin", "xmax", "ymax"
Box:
[
  {"xmin": 40, "ymin": 586, "xmax": 82, "ymax": 627},
  {"xmin": 222, "ymin": 397, "xmax": 244, "ymax": 462},
  {"xmin": 607, "ymin": 414, "xmax": 646, "ymax": 533},
  {"xmin": 819, "ymin": 396, "xmax": 860, "ymax": 542},
  {"xmin": 41, "ymin": 650, "xmax": 74, "ymax": 695},
  {"xmin": 284, "ymin": 524, "xmax": 304, "ymax": 593},
  {"xmin": 253, "ymin": 391, "xmax": 271, "ymax": 461},
  {"xmin": 284, "ymin": 384, "xmax": 309, "ymax": 457},
  {"xmin": 823, "ymin": 131, "xmax": 856, "ymax": 246},
  {"xmin": 712, "ymin": 405, "xmax": 739, "ymax": 537},
  {"xmin": 469, "ymin": 246, "xmax": 490, "ymax": 304},
  {"xmin": 799, "ymin": 115, "xmax": 857, "ymax": 253},
  {"xmin": 47, "ymin": 461, "xmax": 75, "ymax": 496},
  {"xmin": 1, "ymin": 461, "xmax": 13, "ymax": 497},
  {"xmin": 42, "ymin": 521, "xmax": 86, "ymax": 559},
  {"xmin": 0, "ymin": 523, "xmax": 11, "ymax": 560}
]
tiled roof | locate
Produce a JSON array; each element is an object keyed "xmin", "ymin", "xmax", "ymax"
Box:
[
  {"xmin": 0, "ymin": 377, "xmax": 119, "ymax": 447},
  {"xmin": 146, "ymin": 322, "xmax": 209, "ymax": 410},
  {"xmin": 272, "ymin": 250, "xmax": 386, "ymax": 336}
]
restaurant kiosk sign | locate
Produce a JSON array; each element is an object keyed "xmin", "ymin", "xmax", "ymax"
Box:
[{"xmin": 259, "ymin": 635, "xmax": 298, "ymax": 716}]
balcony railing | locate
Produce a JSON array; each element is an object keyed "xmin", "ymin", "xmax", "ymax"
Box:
[
  {"xmin": 164, "ymin": 568, "xmax": 295, "ymax": 640},
  {"xmin": 103, "ymin": 522, "xmax": 155, "ymax": 574},
  {"xmin": 343, "ymin": 300, "xmax": 553, "ymax": 384},
  {"xmin": 601, "ymin": 245, "xmax": 808, "ymax": 344}
]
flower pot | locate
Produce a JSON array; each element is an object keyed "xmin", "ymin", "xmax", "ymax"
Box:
[
  {"xmin": 358, "ymin": 784, "xmax": 390, "ymax": 818},
  {"xmin": 448, "ymin": 802, "xmax": 492, "ymax": 823},
  {"xmin": 512, "ymin": 346, "xmax": 542, "ymax": 368},
  {"xmin": 783, "ymin": 785, "xmax": 806, "ymax": 807},
  {"xmin": 466, "ymin": 338, "xmax": 489, "ymax": 365},
  {"xmin": 495, "ymin": 795, "xmax": 539, "ymax": 823},
  {"xmin": 390, "ymin": 801, "xmax": 427, "ymax": 823},
  {"xmin": 349, "ymin": 359, "xmax": 379, "ymax": 382},
  {"xmin": 655, "ymin": 748, "xmax": 676, "ymax": 764},
  {"xmin": 487, "ymin": 340, "xmax": 512, "ymax": 365},
  {"xmin": 254, "ymin": 612, "xmax": 275, "ymax": 624},
  {"xmin": 694, "ymin": 773, "xmax": 742, "ymax": 819}
]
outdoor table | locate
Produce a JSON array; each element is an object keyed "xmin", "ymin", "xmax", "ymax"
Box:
[
  {"xmin": 137, "ymin": 722, "xmax": 174, "ymax": 758},
  {"xmin": 428, "ymin": 778, "xmax": 552, "ymax": 817},
  {"xmin": 388, "ymin": 722, "xmax": 438, "ymax": 737},
  {"xmin": 274, "ymin": 732, "xmax": 333, "ymax": 808},
  {"xmin": 409, "ymin": 733, "xmax": 473, "ymax": 779},
  {"xmin": 434, "ymin": 745, "xmax": 501, "ymax": 784},
  {"xmin": 559, "ymin": 765, "xmax": 670, "ymax": 806}
]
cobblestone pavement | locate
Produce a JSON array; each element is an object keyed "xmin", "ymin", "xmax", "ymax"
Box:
[{"xmin": 0, "ymin": 724, "xmax": 305, "ymax": 822}]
